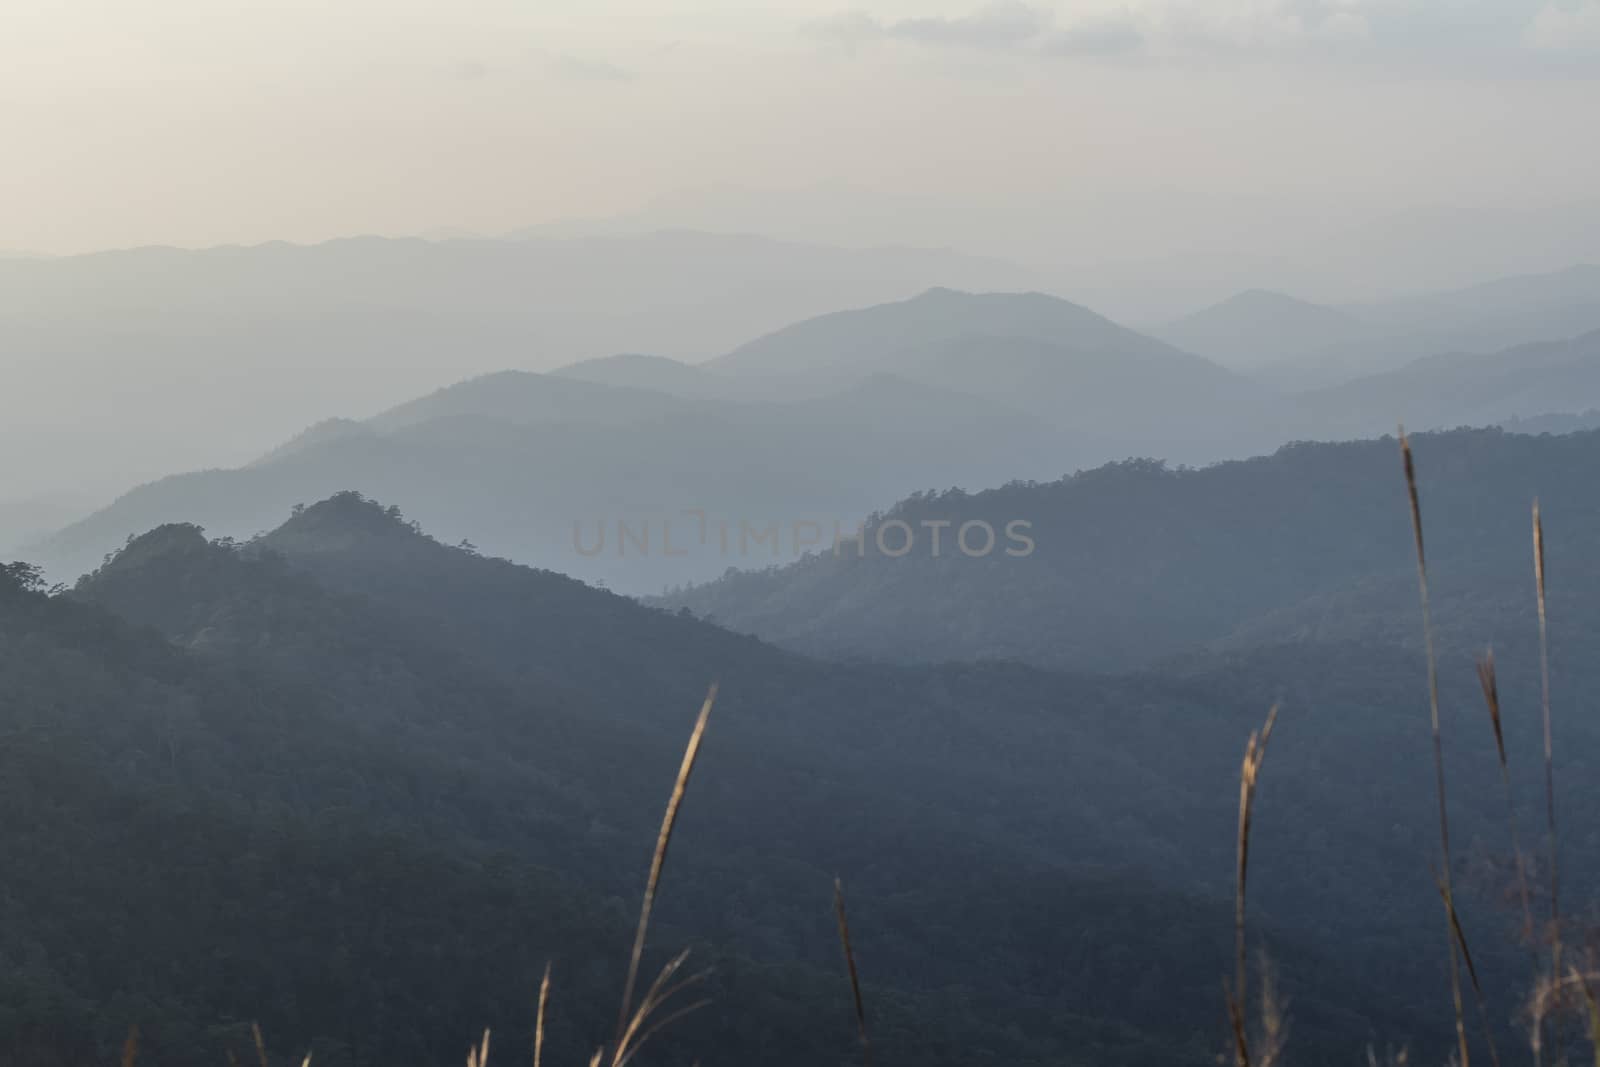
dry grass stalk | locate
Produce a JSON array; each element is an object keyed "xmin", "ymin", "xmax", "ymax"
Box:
[
  {"xmin": 1465, "ymin": 646, "xmax": 1542, "ymax": 1067},
  {"xmin": 1366, "ymin": 1045, "xmax": 1411, "ymax": 1067},
  {"xmin": 1436, "ymin": 874, "xmax": 1503, "ymax": 1067},
  {"xmin": 1475, "ymin": 649, "xmax": 1535, "ymax": 944},
  {"xmin": 1399, "ymin": 429, "xmax": 1471, "ymax": 1067},
  {"xmin": 252, "ymin": 1022, "xmax": 269, "ymax": 1067},
  {"xmin": 120, "ymin": 1025, "xmax": 139, "ymax": 1067},
  {"xmin": 1578, "ymin": 968, "xmax": 1600, "ymax": 1067},
  {"xmin": 467, "ymin": 1028, "xmax": 490, "ymax": 1067},
  {"xmin": 1227, "ymin": 704, "xmax": 1278, "ymax": 1067},
  {"xmin": 1528, "ymin": 966, "xmax": 1600, "ymax": 1067},
  {"xmin": 613, "ymin": 682, "xmax": 719, "ymax": 1048},
  {"xmin": 580, "ymin": 950, "xmax": 713, "ymax": 1067},
  {"xmin": 1533, "ymin": 502, "xmax": 1562, "ymax": 977},
  {"xmin": 611, "ymin": 949, "xmax": 711, "ymax": 1067},
  {"xmin": 834, "ymin": 877, "xmax": 872, "ymax": 1067},
  {"xmin": 535, "ymin": 962, "xmax": 551, "ymax": 1067},
  {"xmin": 1254, "ymin": 955, "xmax": 1288, "ymax": 1067}
]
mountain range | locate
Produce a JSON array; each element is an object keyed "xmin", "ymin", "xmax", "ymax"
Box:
[
  {"xmin": 0, "ymin": 231, "xmax": 1043, "ymax": 503},
  {"xmin": 15, "ymin": 289, "xmax": 1259, "ymax": 590},
  {"xmin": 13, "ymin": 254, "xmax": 1600, "ymax": 595},
  {"xmin": 4, "ymin": 230, "xmax": 1595, "ymax": 512},
  {"xmin": 7, "ymin": 477, "xmax": 1579, "ymax": 1064},
  {"xmin": 1159, "ymin": 263, "xmax": 1600, "ymax": 389},
  {"xmin": 655, "ymin": 426, "xmax": 1600, "ymax": 676}
]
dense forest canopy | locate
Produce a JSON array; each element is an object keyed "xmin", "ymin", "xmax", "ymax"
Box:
[{"xmin": 3, "ymin": 465, "xmax": 1595, "ymax": 1063}]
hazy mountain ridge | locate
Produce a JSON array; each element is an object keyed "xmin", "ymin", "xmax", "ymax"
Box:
[
  {"xmin": 550, "ymin": 352, "xmax": 714, "ymax": 396},
  {"xmin": 0, "ymin": 232, "xmax": 1047, "ymax": 502},
  {"xmin": 1300, "ymin": 328, "xmax": 1600, "ymax": 437},
  {"xmin": 1167, "ymin": 263, "xmax": 1600, "ymax": 389},
  {"xmin": 19, "ymin": 288, "xmax": 1239, "ymax": 589},
  {"xmin": 21, "ymin": 276, "xmax": 1600, "ymax": 593},
  {"xmin": 654, "ymin": 427, "xmax": 1600, "ymax": 675},
  {"xmin": 1156, "ymin": 289, "xmax": 1378, "ymax": 374}
]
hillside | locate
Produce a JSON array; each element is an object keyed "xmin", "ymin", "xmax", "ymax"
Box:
[
  {"xmin": 655, "ymin": 427, "xmax": 1600, "ymax": 675},
  {"xmin": 26, "ymin": 367, "xmax": 1078, "ymax": 591},
  {"xmin": 0, "ymin": 495, "xmax": 1508, "ymax": 1064},
  {"xmin": 1300, "ymin": 328, "xmax": 1600, "ymax": 438},
  {"xmin": 144, "ymin": 497, "xmax": 1600, "ymax": 990}
]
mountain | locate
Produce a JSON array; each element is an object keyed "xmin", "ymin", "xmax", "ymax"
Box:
[
  {"xmin": 714, "ymin": 287, "xmax": 1226, "ymax": 387},
  {"xmin": 1503, "ymin": 409, "xmax": 1600, "ymax": 435},
  {"xmin": 1353, "ymin": 263, "xmax": 1600, "ymax": 350},
  {"xmin": 0, "ymin": 490, "xmax": 97, "ymax": 555},
  {"xmin": 248, "ymin": 486, "xmax": 1587, "ymax": 963},
  {"xmin": 32, "ymin": 283, "xmax": 1600, "ymax": 595},
  {"xmin": 2, "ymin": 493, "xmax": 1489, "ymax": 1065},
  {"xmin": 1158, "ymin": 265, "xmax": 1600, "ymax": 391},
  {"xmin": 1300, "ymin": 328, "xmax": 1600, "ymax": 438},
  {"xmin": 1155, "ymin": 289, "xmax": 1377, "ymax": 371},
  {"xmin": 25, "ymin": 361, "xmax": 1080, "ymax": 590},
  {"xmin": 654, "ymin": 426, "xmax": 1600, "ymax": 675},
  {"xmin": 708, "ymin": 287, "xmax": 1281, "ymax": 452},
  {"xmin": 551, "ymin": 353, "xmax": 715, "ymax": 397},
  {"xmin": 365, "ymin": 369, "xmax": 701, "ymax": 432},
  {"xmin": 36, "ymin": 286, "xmax": 1280, "ymax": 590},
  {"xmin": 0, "ymin": 231, "xmax": 1044, "ymax": 503},
  {"xmin": 245, "ymin": 417, "xmax": 371, "ymax": 467}
]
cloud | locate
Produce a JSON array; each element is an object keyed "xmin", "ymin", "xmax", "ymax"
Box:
[
  {"xmin": 1158, "ymin": 0, "xmax": 1374, "ymax": 53},
  {"xmin": 1043, "ymin": 16, "xmax": 1146, "ymax": 57},
  {"xmin": 806, "ymin": 0, "xmax": 1600, "ymax": 72},
  {"xmin": 1524, "ymin": 0, "xmax": 1600, "ymax": 51},
  {"xmin": 809, "ymin": 2, "xmax": 1056, "ymax": 52},
  {"xmin": 545, "ymin": 54, "xmax": 636, "ymax": 82},
  {"xmin": 449, "ymin": 60, "xmax": 490, "ymax": 82},
  {"xmin": 888, "ymin": 2, "xmax": 1053, "ymax": 49}
]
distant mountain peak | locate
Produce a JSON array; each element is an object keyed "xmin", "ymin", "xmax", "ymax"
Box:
[
  {"xmin": 277, "ymin": 492, "xmax": 422, "ymax": 542},
  {"xmin": 1228, "ymin": 288, "xmax": 1320, "ymax": 306},
  {"xmin": 76, "ymin": 521, "xmax": 233, "ymax": 610},
  {"xmin": 1186, "ymin": 287, "xmax": 1359, "ymax": 320},
  {"xmin": 101, "ymin": 523, "xmax": 212, "ymax": 570},
  {"xmin": 550, "ymin": 353, "xmax": 711, "ymax": 397},
  {"xmin": 1157, "ymin": 288, "xmax": 1373, "ymax": 372},
  {"xmin": 251, "ymin": 493, "xmax": 457, "ymax": 572},
  {"xmin": 909, "ymin": 285, "xmax": 1074, "ymax": 307},
  {"xmin": 249, "ymin": 417, "xmax": 370, "ymax": 468}
]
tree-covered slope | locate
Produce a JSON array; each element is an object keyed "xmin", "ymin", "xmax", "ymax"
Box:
[
  {"xmin": 3, "ymin": 495, "xmax": 1521, "ymax": 1065},
  {"xmin": 656, "ymin": 427, "xmax": 1600, "ymax": 673},
  {"xmin": 4, "ymin": 541, "xmax": 1299, "ymax": 1067}
]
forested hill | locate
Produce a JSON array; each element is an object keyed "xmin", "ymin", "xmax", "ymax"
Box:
[
  {"xmin": 2, "ymin": 493, "xmax": 1534, "ymax": 1065},
  {"xmin": 6, "ymin": 524, "xmax": 1245, "ymax": 1067},
  {"xmin": 654, "ymin": 427, "xmax": 1600, "ymax": 673}
]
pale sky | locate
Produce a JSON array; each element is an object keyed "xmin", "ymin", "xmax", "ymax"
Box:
[{"xmin": 5, "ymin": 0, "xmax": 1600, "ymax": 295}]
